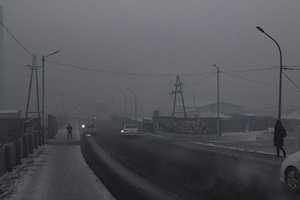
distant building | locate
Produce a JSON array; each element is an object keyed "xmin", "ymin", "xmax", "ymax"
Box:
[
  {"xmin": 0, "ymin": 110, "xmax": 22, "ymax": 118},
  {"xmin": 184, "ymin": 101, "xmax": 244, "ymax": 118},
  {"xmin": 152, "ymin": 116, "xmax": 176, "ymax": 133}
]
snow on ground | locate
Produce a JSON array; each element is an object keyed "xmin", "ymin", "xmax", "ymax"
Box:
[
  {"xmin": 0, "ymin": 130, "xmax": 281, "ymax": 199},
  {"xmin": 0, "ymin": 145, "xmax": 47, "ymax": 199},
  {"xmin": 194, "ymin": 141, "xmax": 274, "ymax": 155},
  {"xmin": 219, "ymin": 130, "xmax": 270, "ymax": 141}
]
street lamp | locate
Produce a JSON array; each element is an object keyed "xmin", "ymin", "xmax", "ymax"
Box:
[
  {"xmin": 256, "ymin": 26, "xmax": 283, "ymax": 120},
  {"xmin": 213, "ymin": 64, "xmax": 220, "ymax": 136},
  {"xmin": 42, "ymin": 50, "xmax": 60, "ymax": 130},
  {"xmin": 126, "ymin": 88, "xmax": 137, "ymax": 124}
]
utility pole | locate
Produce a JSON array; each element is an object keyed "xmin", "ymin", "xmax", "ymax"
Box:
[
  {"xmin": 26, "ymin": 55, "xmax": 41, "ymax": 118},
  {"xmin": 42, "ymin": 51, "xmax": 59, "ymax": 130},
  {"xmin": 125, "ymin": 97, "xmax": 127, "ymax": 119},
  {"xmin": 127, "ymin": 88, "xmax": 137, "ymax": 124},
  {"xmin": 55, "ymin": 91, "xmax": 65, "ymax": 115},
  {"xmin": 62, "ymin": 91, "xmax": 65, "ymax": 116},
  {"xmin": 170, "ymin": 75, "xmax": 187, "ymax": 118},
  {"xmin": 193, "ymin": 89, "xmax": 196, "ymax": 109},
  {"xmin": 213, "ymin": 64, "xmax": 220, "ymax": 136}
]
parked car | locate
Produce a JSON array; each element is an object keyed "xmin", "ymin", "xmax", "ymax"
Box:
[
  {"xmin": 120, "ymin": 124, "xmax": 139, "ymax": 137},
  {"xmin": 280, "ymin": 151, "xmax": 300, "ymax": 192},
  {"xmin": 82, "ymin": 122, "xmax": 97, "ymax": 135}
]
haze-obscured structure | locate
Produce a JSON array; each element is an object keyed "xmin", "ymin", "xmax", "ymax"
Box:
[
  {"xmin": 0, "ymin": 5, "xmax": 3, "ymax": 110},
  {"xmin": 1, "ymin": 0, "xmax": 300, "ymax": 119}
]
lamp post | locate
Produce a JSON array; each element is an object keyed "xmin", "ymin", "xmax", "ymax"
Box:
[
  {"xmin": 127, "ymin": 88, "xmax": 137, "ymax": 124},
  {"xmin": 119, "ymin": 89, "xmax": 127, "ymax": 119},
  {"xmin": 42, "ymin": 50, "xmax": 60, "ymax": 129},
  {"xmin": 213, "ymin": 64, "xmax": 220, "ymax": 136},
  {"xmin": 256, "ymin": 26, "xmax": 282, "ymax": 120}
]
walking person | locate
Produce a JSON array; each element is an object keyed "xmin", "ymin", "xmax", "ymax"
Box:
[
  {"xmin": 66, "ymin": 123, "xmax": 73, "ymax": 139},
  {"xmin": 274, "ymin": 120, "xmax": 287, "ymax": 157}
]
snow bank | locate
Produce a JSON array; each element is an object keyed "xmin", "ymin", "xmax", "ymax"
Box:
[{"xmin": 0, "ymin": 145, "xmax": 47, "ymax": 199}]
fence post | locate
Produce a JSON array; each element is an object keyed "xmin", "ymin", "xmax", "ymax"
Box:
[
  {"xmin": 0, "ymin": 146, "xmax": 5, "ymax": 176},
  {"xmin": 28, "ymin": 134, "xmax": 33, "ymax": 154},
  {"xmin": 41, "ymin": 129, "xmax": 45, "ymax": 145},
  {"xmin": 15, "ymin": 139, "xmax": 22, "ymax": 165},
  {"xmin": 33, "ymin": 131, "xmax": 38, "ymax": 149},
  {"xmin": 38, "ymin": 128, "xmax": 42, "ymax": 146},
  {"xmin": 23, "ymin": 135, "xmax": 28, "ymax": 158},
  {"xmin": 5, "ymin": 144, "xmax": 12, "ymax": 171}
]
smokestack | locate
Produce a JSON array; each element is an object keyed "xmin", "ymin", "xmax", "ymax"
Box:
[{"xmin": 0, "ymin": 5, "xmax": 3, "ymax": 110}]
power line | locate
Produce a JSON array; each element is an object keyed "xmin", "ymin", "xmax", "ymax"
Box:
[
  {"xmin": 47, "ymin": 59, "xmax": 280, "ymax": 78},
  {"xmin": 283, "ymin": 67, "xmax": 300, "ymax": 70},
  {"xmin": 284, "ymin": 65, "xmax": 300, "ymax": 68},
  {"xmin": 223, "ymin": 72, "xmax": 299, "ymax": 92},
  {"xmin": 223, "ymin": 72, "xmax": 277, "ymax": 87},
  {"xmin": 185, "ymin": 72, "xmax": 216, "ymax": 88},
  {"xmin": 0, "ymin": 20, "xmax": 33, "ymax": 56},
  {"xmin": 225, "ymin": 66, "xmax": 276, "ymax": 73},
  {"xmin": 283, "ymin": 72, "xmax": 300, "ymax": 90},
  {"xmin": 45, "ymin": 60, "xmax": 214, "ymax": 77},
  {"xmin": 46, "ymin": 58, "xmax": 300, "ymax": 93}
]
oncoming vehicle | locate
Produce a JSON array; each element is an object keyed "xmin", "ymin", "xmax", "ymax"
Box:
[
  {"xmin": 120, "ymin": 124, "xmax": 139, "ymax": 138},
  {"xmin": 82, "ymin": 122, "xmax": 97, "ymax": 135},
  {"xmin": 280, "ymin": 151, "xmax": 300, "ymax": 192}
]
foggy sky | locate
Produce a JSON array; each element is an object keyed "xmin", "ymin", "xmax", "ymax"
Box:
[{"xmin": 1, "ymin": 0, "xmax": 300, "ymax": 118}]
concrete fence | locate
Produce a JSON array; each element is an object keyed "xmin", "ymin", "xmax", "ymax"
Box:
[{"xmin": 0, "ymin": 119, "xmax": 43, "ymax": 176}]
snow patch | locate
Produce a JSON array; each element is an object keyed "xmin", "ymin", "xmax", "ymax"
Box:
[
  {"xmin": 0, "ymin": 146, "xmax": 47, "ymax": 199},
  {"xmin": 194, "ymin": 141, "xmax": 273, "ymax": 155}
]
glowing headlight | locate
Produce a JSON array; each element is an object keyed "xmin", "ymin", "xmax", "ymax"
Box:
[{"xmin": 82, "ymin": 124, "xmax": 85, "ymax": 128}]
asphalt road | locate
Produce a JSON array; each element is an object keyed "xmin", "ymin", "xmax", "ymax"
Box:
[{"xmin": 82, "ymin": 120, "xmax": 300, "ymax": 200}]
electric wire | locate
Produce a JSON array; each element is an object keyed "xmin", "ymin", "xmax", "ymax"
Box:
[
  {"xmin": 46, "ymin": 60, "xmax": 216, "ymax": 77},
  {"xmin": 225, "ymin": 66, "xmax": 276, "ymax": 73},
  {"xmin": 46, "ymin": 58, "xmax": 300, "ymax": 94},
  {"xmin": 0, "ymin": 20, "xmax": 33, "ymax": 56},
  {"xmin": 223, "ymin": 72, "xmax": 299, "ymax": 92},
  {"xmin": 46, "ymin": 56, "xmax": 300, "ymax": 95},
  {"xmin": 283, "ymin": 72, "xmax": 300, "ymax": 90},
  {"xmin": 46, "ymin": 59, "xmax": 283, "ymax": 81},
  {"xmin": 185, "ymin": 72, "xmax": 216, "ymax": 88}
]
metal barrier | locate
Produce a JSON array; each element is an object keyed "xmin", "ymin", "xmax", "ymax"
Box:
[
  {"xmin": 0, "ymin": 117, "xmax": 43, "ymax": 175},
  {"xmin": 0, "ymin": 117, "xmax": 41, "ymax": 148},
  {"xmin": 0, "ymin": 118, "xmax": 26, "ymax": 148}
]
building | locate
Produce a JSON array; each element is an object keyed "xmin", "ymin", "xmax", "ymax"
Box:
[
  {"xmin": 0, "ymin": 110, "xmax": 21, "ymax": 118},
  {"xmin": 184, "ymin": 101, "xmax": 244, "ymax": 118}
]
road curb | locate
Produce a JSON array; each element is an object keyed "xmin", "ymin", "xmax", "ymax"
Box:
[
  {"xmin": 81, "ymin": 136, "xmax": 183, "ymax": 200},
  {"xmin": 169, "ymin": 141, "xmax": 284, "ymax": 167}
]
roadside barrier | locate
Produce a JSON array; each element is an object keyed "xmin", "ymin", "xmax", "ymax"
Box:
[{"xmin": 0, "ymin": 117, "xmax": 43, "ymax": 176}]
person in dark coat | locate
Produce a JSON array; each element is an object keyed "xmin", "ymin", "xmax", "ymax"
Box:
[
  {"xmin": 66, "ymin": 123, "xmax": 73, "ymax": 139},
  {"xmin": 273, "ymin": 120, "xmax": 286, "ymax": 157}
]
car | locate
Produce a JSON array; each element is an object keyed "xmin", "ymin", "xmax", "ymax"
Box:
[
  {"xmin": 280, "ymin": 151, "xmax": 300, "ymax": 192},
  {"xmin": 120, "ymin": 124, "xmax": 139, "ymax": 137},
  {"xmin": 81, "ymin": 122, "xmax": 97, "ymax": 135}
]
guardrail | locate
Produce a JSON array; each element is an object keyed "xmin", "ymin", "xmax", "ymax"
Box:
[
  {"xmin": 0, "ymin": 117, "xmax": 44, "ymax": 177},
  {"xmin": 0, "ymin": 118, "xmax": 26, "ymax": 148}
]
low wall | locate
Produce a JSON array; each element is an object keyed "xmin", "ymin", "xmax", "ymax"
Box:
[
  {"xmin": 0, "ymin": 147, "xmax": 5, "ymax": 176},
  {"xmin": 0, "ymin": 131, "xmax": 43, "ymax": 176},
  {"xmin": 5, "ymin": 141, "xmax": 16, "ymax": 171}
]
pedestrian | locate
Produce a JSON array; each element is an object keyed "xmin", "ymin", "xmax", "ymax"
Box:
[
  {"xmin": 66, "ymin": 123, "xmax": 73, "ymax": 139},
  {"xmin": 273, "ymin": 120, "xmax": 287, "ymax": 157}
]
